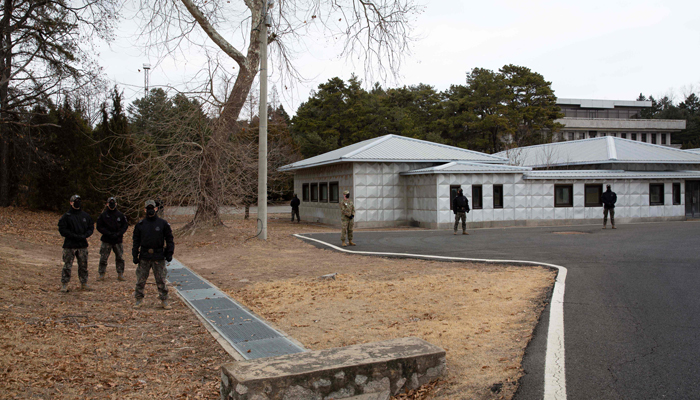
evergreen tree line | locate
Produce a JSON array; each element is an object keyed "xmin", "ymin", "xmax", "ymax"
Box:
[
  {"xmin": 290, "ymin": 65, "xmax": 700, "ymax": 159},
  {"xmin": 2, "ymin": 87, "xmax": 297, "ymax": 217}
]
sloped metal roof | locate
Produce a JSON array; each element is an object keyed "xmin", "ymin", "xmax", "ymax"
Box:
[
  {"xmin": 279, "ymin": 134, "xmax": 507, "ymax": 171},
  {"xmin": 685, "ymin": 148, "xmax": 700, "ymax": 154},
  {"xmin": 400, "ymin": 161, "xmax": 531, "ymax": 175},
  {"xmin": 523, "ymin": 170, "xmax": 700, "ymax": 180},
  {"xmin": 494, "ymin": 137, "xmax": 700, "ymax": 168},
  {"xmin": 556, "ymin": 98, "xmax": 652, "ymax": 109}
]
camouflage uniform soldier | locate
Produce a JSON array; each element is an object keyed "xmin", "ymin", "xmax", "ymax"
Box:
[
  {"xmin": 96, "ymin": 197, "xmax": 129, "ymax": 281},
  {"xmin": 57, "ymin": 194, "xmax": 94, "ymax": 292},
  {"xmin": 132, "ymin": 200, "xmax": 174, "ymax": 309},
  {"xmin": 340, "ymin": 190, "xmax": 356, "ymax": 247}
]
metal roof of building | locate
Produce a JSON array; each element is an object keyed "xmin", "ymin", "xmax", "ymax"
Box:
[
  {"xmin": 279, "ymin": 134, "xmax": 507, "ymax": 171},
  {"xmin": 556, "ymin": 98, "xmax": 652, "ymax": 109},
  {"xmin": 493, "ymin": 137, "xmax": 700, "ymax": 168},
  {"xmin": 400, "ymin": 161, "xmax": 531, "ymax": 175},
  {"xmin": 523, "ymin": 170, "xmax": 700, "ymax": 180},
  {"xmin": 685, "ymin": 148, "xmax": 700, "ymax": 154}
]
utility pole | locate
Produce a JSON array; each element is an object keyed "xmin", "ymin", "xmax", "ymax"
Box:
[
  {"xmin": 257, "ymin": 0, "xmax": 272, "ymax": 240},
  {"xmin": 143, "ymin": 63, "xmax": 151, "ymax": 97}
]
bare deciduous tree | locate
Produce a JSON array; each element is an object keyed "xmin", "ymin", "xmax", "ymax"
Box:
[{"xmin": 132, "ymin": 0, "xmax": 422, "ymax": 227}]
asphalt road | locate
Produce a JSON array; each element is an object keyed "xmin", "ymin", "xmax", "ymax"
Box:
[{"xmin": 300, "ymin": 221, "xmax": 700, "ymax": 400}]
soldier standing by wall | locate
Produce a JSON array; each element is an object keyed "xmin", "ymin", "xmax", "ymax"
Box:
[
  {"xmin": 340, "ymin": 190, "xmax": 355, "ymax": 247},
  {"xmin": 57, "ymin": 194, "xmax": 94, "ymax": 292},
  {"xmin": 601, "ymin": 184, "xmax": 617, "ymax": 229},
  {"xmin": 453, "ymin": 188, "xmax": 470, "ymax": 235},
  {"xmin": 96, "ymin": 197, "xmax": 128, "ymax": 281},
  {"xmin": 132, "ymin": 200, "xmax": 175, "ymax": 309},
  {"xmin": 290, "ymin": 193, "xmax": 301, "ymax": 223}
]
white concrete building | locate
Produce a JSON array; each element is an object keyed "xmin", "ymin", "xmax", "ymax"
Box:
[
  {"xmin": 553, "ymin": 98, "xmax": 686, "ymax": 147},
  {"xmin": 280, "ymin": 135, "xmax": 700, "ymax": 228}
]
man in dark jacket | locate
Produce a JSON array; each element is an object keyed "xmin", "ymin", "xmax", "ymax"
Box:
[
  {"xmin": 57, "ymin": 194, "xmax": 94, "ymax": 292},
  {"xmin": 453, "ymin": 188, "xmax": 470, "ymax": 235},
  {"xmin": 601, "ymin": 184, "xmax": 617, "ymax": 229},
  {"xmin": 290, "ymin": 194, "xmax": 301, "ymax": 223},
  {"xmin": 96, "ymin": 197, "xmax": 129, "ymax": 281},
  {"xmin": 132, "ymin": 200, "xmax": 174, "ymax": 309}
]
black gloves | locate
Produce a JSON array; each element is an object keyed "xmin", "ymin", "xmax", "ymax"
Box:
[
  {"xmin": 349, "ymin": 215, "xmax": 354, "ymax": 220},
  {"xmin": 166, "ymin": 256, "xmax": 172, "ymax": 263},
  {"xmin": 133, "ymin": 257, "xmax": 140, "ymax": 265}
]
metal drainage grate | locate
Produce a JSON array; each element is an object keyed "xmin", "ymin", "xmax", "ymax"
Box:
[{"xmin": 166, "ymin": 259, "xmax": 306, "ymax": 360}]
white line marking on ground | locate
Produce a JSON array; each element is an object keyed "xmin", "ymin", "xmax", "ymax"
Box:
[{"xmin": 294, "ymin": 234, "xmax": 567, "ymax": 400}]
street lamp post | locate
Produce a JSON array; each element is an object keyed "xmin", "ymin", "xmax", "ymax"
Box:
[{"xmin": 257, "ymin": 0, "xmax": 273, "ymax": 240}]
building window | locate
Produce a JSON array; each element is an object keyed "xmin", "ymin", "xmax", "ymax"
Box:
[
  {"xmin": 589, "ymin": 131, "xmax": 597, "ymax": 138},
  {"xmin": 649, "ymin": 183, "xmax": 664, "ymax": 205},
  {"xmin": 673, "ymin": 183, "xmax": 681, "ymax": 205},
  {"xmin": 493, "ymin": 185, "xmax": 503, "ymax": 209},
  {"xmin": 310, "ymin": 183, "xmax": 318, "ymax": 202},
  {"xmin": 450, "ymin": 185, "xmax": 461, "ymax": 211},
  {"xmin": 319, "ymin": 182, "xmax": 328, "ymax": 202},
  {"xmin": 641, "ymin": 133, "xmax": 647, "ymax": 142},
  {"xmin": 585, "ymin": 184, "xmax": 603, "ymax": 207},
  {"xmin": 662, "ymin": 134, "xmax": 667, "ymax": 145},
  {"xmin": 568, "ymin": 132, "xmax": 574, "ymax": 141},
  {"xmin": 302, "ymin": 184, "xmax": 310, "ymax": 202},
  {"xmin": 578, "ymin": 132, "xmax": 585, "ymax": 140},
  {"xmin": 555, "ymin": 184, "xmax": 574, "ymax": 207},
  {"xmin": 329, "ymin": 182, "xmax": 339, "ymax": 203},
  {"xmin": 651, "ymin": 134, "xmax": 657, "ymax": 144},
  {"xmin": 621, "ymin": 133, "xmax": 627, "ymax": 139},
  {"xmin": 472, "ymin": 185, "xmax": 483, "ymax": 209},
  {"xmin": 631, "ymin": 133, "xmax": 637, "ymax": 141}
]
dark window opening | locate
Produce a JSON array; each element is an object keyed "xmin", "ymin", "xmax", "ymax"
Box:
[
  {"xmin": 585, "ymin": 184, "xmax": 603, "ymax": 207},
  {"xmin": 329, "ymin": 182, "xmax": 339, "ymax": 203},
  {"xmin": 662, "ymin": 134, "xmax": 667, "ymax": 145},
  {"xmin": 673, "ymin": 183, "xmax": 681, "ymax": 205},
  {"xmin": 642, "ymin": 133, "xmax": 647, "ymax": 142},
  {"xmin": 450, "ymin": 185, "xmax": 461, "ymax": 211},
  {"xmin": 651, "ymin": 134, "xmax": 657, "ymax": 144},
  {"xmin": 589, "ymin": 131, "xmax": 597, "ymax": 138},
  {"xmin": 302, "ymin": 184, "xmax": 309, "ymax": 202},
  {"xmin": 568, "ymin": 132, "xmax": 574, "ymax": 141},
  {"xmin": 493, "ymin": 185, "xmax": 504, "ymax": 209},
  {"xmin": 472, "ymin": 185, "xmax": 483, "ymax": 210},
  {"xmin": 319, "ymin": 183, "xmax": 328, "ymax": 202},
  {"xmin": 631, "ymin": 133, "xmax": 637, "ymax": 141},
  {"xmin": 555, "ymin": 184, "xmax": 574, "ymax": 207},
  {"xmin": 621, "ymin": 133, "xmax": 627, "ymax": 139},
  {"xmin": 310, "ymin": 183, "xmax": 318, "ymax": 202},
  {"xmin": 649, "ymin": 183, "xmax": 664, "ymax": 205}
]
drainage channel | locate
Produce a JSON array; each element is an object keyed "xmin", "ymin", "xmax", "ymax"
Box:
[{"xmin": 166, "ymin": 259, "xmax": 306, "ymax": 360}]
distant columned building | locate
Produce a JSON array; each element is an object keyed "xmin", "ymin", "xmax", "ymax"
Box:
[{"xmin": 553, "ymin": 98, "xmax": 686, "ymax": 148}]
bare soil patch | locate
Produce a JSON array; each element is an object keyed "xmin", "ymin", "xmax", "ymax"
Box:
[{"xmin": 0, "ymin": 208, "xmax": 556, "ymax": 400}]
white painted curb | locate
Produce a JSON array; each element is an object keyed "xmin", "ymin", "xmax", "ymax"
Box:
[{"xmin": 293, "ymin": 234, "xmax": 567, "ymax": 400}]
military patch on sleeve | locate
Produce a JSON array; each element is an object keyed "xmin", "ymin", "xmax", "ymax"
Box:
[{"xmin": 155, "ymin": 227, "xmax": 161, "ymax": 231}]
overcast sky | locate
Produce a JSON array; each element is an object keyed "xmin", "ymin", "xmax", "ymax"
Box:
[{"xmin": 97, "ymin": 0, "xmax": 700, "ymax": 115}]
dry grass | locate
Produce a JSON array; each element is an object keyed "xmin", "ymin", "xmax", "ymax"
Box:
[{"xmin": 0, "ymin": 208, "xmax": 556, "ymax": 400}]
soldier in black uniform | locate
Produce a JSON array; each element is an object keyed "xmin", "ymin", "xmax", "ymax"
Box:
[
  {"xmin": 601, "ymin": 184, "xmax": 618, "ymax": 229},
  {"xmin": 453, "ymin": 188, "xmax": 470, "ymax": 235},
  {"xmin": 96, "ymin": 197, "xmax": 129, "ymax": 281},
  {"xmin": 57, "ymin": 194, "xmax": 94, "ymax": 292},
  {"xmin": 132, "ymin": 200, "xmax": 175, "ymax": 309},
  {"xmin": 290, "ymin": 194, "xmax": 300, "ymax": 223}
]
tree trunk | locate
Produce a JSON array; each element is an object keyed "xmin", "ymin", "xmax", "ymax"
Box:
[
  {"xmin": 244, "ymin": 204, "xmax": 250, "ymax": 220},
  {"xmin": 0, "ymin": 0, "xmax": 12, "ymax": 207},
  {"xmin": 0, "ymin": 132, "xmax": 9, "ymax": 206}
]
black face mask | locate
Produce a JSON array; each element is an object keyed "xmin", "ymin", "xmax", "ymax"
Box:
[
  {"xmin": 146, "ymin": 208, "xmax": 156, "ymax": 217},
  {"xmin": 108, "ymin": 201, "xmax": 116, "ymax": 209},
  {"xmin": 73, "ymin": 199, "xmax": 82, "ymax": 209}
]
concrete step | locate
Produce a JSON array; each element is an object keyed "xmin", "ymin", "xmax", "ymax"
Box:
[{"xmin": 220, "ymin": 337, "xmax": 446, "ymax": 400}]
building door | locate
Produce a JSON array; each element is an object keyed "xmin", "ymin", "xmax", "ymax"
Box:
[{"xmin": 685, "ymin": 180, "xmax": 700, "ymax": 218}]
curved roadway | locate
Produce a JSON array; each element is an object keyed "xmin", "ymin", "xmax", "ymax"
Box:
[{"xmin": 300, "ymin": 221, "xmax": 700, "ymax": 400}]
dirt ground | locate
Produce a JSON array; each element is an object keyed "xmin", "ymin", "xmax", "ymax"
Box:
[{"xmin": 0, "ymin": 207, "xmax": 556, "ymax": 399}]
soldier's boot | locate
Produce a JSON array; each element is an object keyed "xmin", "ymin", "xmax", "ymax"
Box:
[
  {"xmin": 349, "ymin": 241, "xmax": 356, "ymax": 246},
  {"xmin": 133, "ymin": 299, "xmax": 143, "ymax": 309},
  {"xmin": 602, "ymin": 224, "xmax": 607, "ymax": 229},
  {"xmin": 60, "ymin": 283, "xmax": 69, "ymax": 293},
  {"xmin": 612, "ymin": 225, "xmax": 617, "ymax": 229},
  {"xmin": 97, "ymin": 274, "xmax": 105, "ymax": 281},
  {"xmin": 117, "ymin": 273, "xmax": 125, "ymax": 281},
  {"xmin": 463, "ymin": 231, "xmax": 469, "ymax": 235},
  {"xmin": 161, "ymin": 300, "xmax": 172, "ymax": 310},
  {"xmin": 341, "ymin": 241, "xmax": 347, "ymax": 247},
  {"xmin": 80, "ymin": 282, "xmax": 93, "ymax": 291}
]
